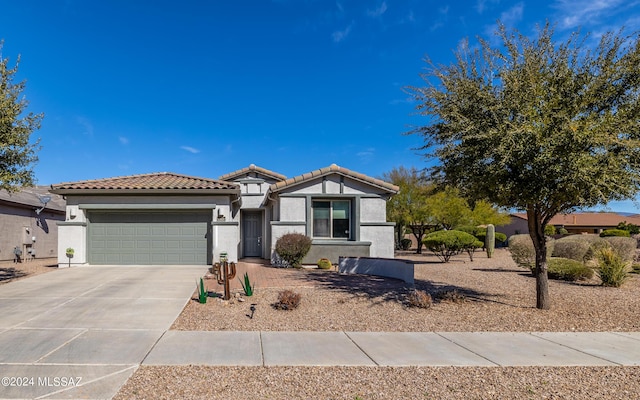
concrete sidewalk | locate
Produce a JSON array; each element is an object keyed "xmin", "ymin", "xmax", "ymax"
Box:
[
  {"xmin": 144, "ymin": 330, "xmax": 640, "ymax": 367},
  {"xmin": 2, "ymin": 264, "xmax": 639, "ymax": 399}
]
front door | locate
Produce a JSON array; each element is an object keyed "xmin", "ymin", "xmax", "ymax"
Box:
[{"xmin": 242, "ymin": 211, "xmax": 263, "ymax": 257}]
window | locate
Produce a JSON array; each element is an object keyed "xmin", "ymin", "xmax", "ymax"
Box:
[{"xmin": 312, "ymin": 200, "xmax": 350, "ymax": 238}]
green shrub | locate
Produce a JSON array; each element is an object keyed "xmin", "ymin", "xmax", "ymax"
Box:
[
  {"xmin": 275, "ymin": 233, "xmax": 312, "ymax": 268},
  {"xmin": 546, "ymin": 258, "xmax": 594, "ymax": 281},
  {"xmin": 317, "ymin": 258, "xmax": 332, "ymax": 269},
  {"xmin": 455, "ymin": 225, "xmax": 483, "ymax": 236},
  {"xmin": 599, "ymin": 229, "xmax": 631, "ymax": 238},
  {"xmin": 400, "ymin": 238, "xmax": 412, "ymax": 250},
  {"xmin": 544, "ymin": 225, "xmax": 556, "ymax": 235},
  {"xmin": 617, "ymin": 221, "xmax": 640, "ymax": 235},
  {"xmin": 456, "ymin": 225, "xmax": 506, "ymax": 245},
  {"xmin": 603, "ymin": 236, "xmax": 637, "ymax": 262},
  {"xmin": 596, "ymin": 246, "xmax": 631, "ymax": 287},
  {"xmin": 423, "ymin": 230, "xmax": 483, "ymax": 263},
  {"xmin": 558, "ymin": 227, "xmax": 569, "ymax": 235},
  {"xmin": 552, "ymin": 237, "xmax": 592, "ymax": 262},
  {"xmin": 508, "ymin": 234, "xmax": 555, "ymax": 269}
]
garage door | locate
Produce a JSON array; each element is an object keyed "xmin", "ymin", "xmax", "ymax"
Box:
[{"xmin": 88, "ymin": 212, "xmax": 210, "ymax": 265}]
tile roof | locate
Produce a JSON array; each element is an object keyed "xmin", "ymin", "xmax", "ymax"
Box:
[
  {"xmin": 219, "ymin": 164, "xmax": 287, "ymax": 182},
  {"xmin": 0, "ymin": 186, "xmax": 66, "ymax": 212},
  {"xmin": 511, "ymin": 212, "xmax": 640, "ymax": 227},
  {"xmin": 269, "ymin": 164, "xmax": 399, "ymax": 193},
  {"xmin": 50, "ymin": 172, "xmax": 239, "ymax": 192}
]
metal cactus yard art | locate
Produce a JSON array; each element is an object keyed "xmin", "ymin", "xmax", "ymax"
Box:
[{"xmin": 213, "ymin": 261, "xmax": 237, "ymax": 300}]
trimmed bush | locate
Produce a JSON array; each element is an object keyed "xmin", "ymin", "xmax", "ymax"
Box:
[
  {"xmin": 423, "ymin": 230, "xmax": 483, "ymax": 263},
  {"xmin": 544, "ymin": 225, "xmax": 556, "ymax": 235},
  {"xmin": 596, "ymin": 246, "xmax": 631, "ymax": 287},
  {"xmin": 400, "ymin": 238, "xmax": 412, "ymax": 250},
  {"xmin": 316, "ymin": 258, "xmax": 332, "ymax": 269},
  {"xmin": 546, "ymin": 257, "xmax": 594, "ymax": 281},
  {"xmin": 603, "ymin": 236, "xmax": 637, "ymax": 262},
  {"xmin": 552, "ymin": 237, "xmax": 592, "ymax": 262},
  {"xmin": 508, "ymin": 234, "xmax": 555, "ymax": 269},
  {"xmin": 275, "ymin": 233, "xmax": 312, "ymax": 268},
  {"xmin": 600, "ymin": 229, "xmax": 631, "ymax": 238},
  {"xmin": 457, "ymin": 225, "xmax": 507, "ymax": 245}
]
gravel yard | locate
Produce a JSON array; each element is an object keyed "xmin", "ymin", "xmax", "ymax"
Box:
[
  {"xmin": 116, "ymin": 248, "xmax": 640, "ymax": 399},
  {"xmin": 171, "ymin": 248, "xmax": 640, "ymax": 332},
  {"xmin": 0, "ymin": 258, "xmax": 58, "ymax": 284},
  {"xmin": 115, "ymin": 365, "xmax": 640, "ymax": 400}
]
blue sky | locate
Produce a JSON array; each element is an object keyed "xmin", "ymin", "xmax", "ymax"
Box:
[{"xmin": 2, "ymin": 0, "xmax": 640, "ymax": 212}]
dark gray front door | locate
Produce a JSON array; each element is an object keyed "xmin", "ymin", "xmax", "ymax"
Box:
[{"xmin": 242, "ymin": 211, "xmax": 262, "ymax": 257}]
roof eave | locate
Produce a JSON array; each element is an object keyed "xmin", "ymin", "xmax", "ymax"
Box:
[
  {"xmin": 49, "ymin": 188, "xmax": 241, "ymax": 196},
  {"xmin": 269, "ymin": 172, "xmax": 399, "ymax": 194}
]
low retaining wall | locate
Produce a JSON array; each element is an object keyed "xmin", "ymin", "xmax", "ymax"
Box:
[{"xmin": 338, "ymin": 256, "xmax": 414, "ymax": 284}]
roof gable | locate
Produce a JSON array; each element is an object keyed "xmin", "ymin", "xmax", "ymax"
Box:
[
  {"xmin": 219, "ymin": 164, "xmax": 286, "ymax": 182},
  {"xmin": 269, "ymin": 164, "xmax": 399, "ymax": 194},
  {"xmin": 50, "ymin": 172, "xmax": 239, "ymax": 193}
]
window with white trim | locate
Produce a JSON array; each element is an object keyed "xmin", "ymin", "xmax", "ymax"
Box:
[{"xmin": 312, "ymin": 200, "xmax": 350, "ymax": 238}]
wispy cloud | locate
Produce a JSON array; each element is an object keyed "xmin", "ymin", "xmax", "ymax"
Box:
[
  {"xmin": 180, "ymin": 146, "xmax": 200, "ymax": 154},
  {"xmin": 118, "ymin": 136, "xmax": 129, "ymax": 145},
  {"xmin": 332, "ymin": 21, "xmax": 353, "ymax": 42},
  {"xmin": 484, "ymin": 2, "xmax": 525, "ymax": 41},
  {"xmin": 475, "ymin": 0, "xmax": 500, "ymax": 14},
  {"xmin": 430, "ymin": 6, "xmax": 450, "ymax": 31},
  {"xmin": 551, "ymin": 0, "xmax": 636, "ymax": 30},
  {"xmin": 357, "ymin": 147, "xmax": 375, "ymax": 163},
  {"xmin": 500, "ymin": 2, "xmax": 524, "ymax": 26},
  {"xmin": 366, "ymin": 1, "xmax": 387, "ymax": 18},
  {"xmin": 75, "ymin": 116, "xmax": 94, "ymax": 136}
]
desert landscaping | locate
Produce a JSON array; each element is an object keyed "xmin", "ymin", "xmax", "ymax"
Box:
[{"xmin": 112, "ymin": 248, "xmax": 640, "ymax": 399}]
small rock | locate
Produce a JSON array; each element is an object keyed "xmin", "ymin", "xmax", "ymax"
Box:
[{"xmin": 238, "ymin": 297, "xmax": 245, "ymax": 302}]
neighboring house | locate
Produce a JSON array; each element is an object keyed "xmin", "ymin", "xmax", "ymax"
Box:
[
  {"xmin": 503, "ymin": 212, "xmax": 640, "ymax": 237},
  {"xmin": 0, "ymin": 186, "xmax": 66, "ymax": 261},
  {"xmin": 50, "ymin": 164, "xmax": 398, "ymax": 267}
]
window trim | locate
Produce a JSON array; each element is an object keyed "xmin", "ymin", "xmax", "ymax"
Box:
[{"xmin": 311, "ymin": 199, "xmax": 352, "ymax": 239}]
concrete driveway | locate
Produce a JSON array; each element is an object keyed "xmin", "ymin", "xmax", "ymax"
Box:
[{"xmin": 0, "ymin": 265, "xmax": 205, "ymax": 399}]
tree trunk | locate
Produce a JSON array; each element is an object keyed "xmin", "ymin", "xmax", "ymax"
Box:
[
  {"xmin": 396, "ymin": 224, "xmax": 405, "ymax": 250},
  {"xmin": 527, "ymin": 207, "xmax": 550, "ymax": 310},
  {"xmin": 410, "ymin": 226, "xmax": 425, "ymax": 254}
]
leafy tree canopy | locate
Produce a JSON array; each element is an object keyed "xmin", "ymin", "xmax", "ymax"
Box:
[
  {"xmin": 0, "ymin": 41, "xmax": 42, "ymax": 192},
  {"xmin": 407, "ymin": 22, "xmax": 640, "ymax": 309}
]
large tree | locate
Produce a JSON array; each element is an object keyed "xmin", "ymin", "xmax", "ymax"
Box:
[
  {"xmin": 407, "ymin": 23, "xmax": 640, "ymax": 309},
  {"xmin": 0, "ymin": 41, "xmax": 42, "ymax": 192},
  {"xmin": 382, "ymin": 166, "xmax": 434, "ymax": 253}
]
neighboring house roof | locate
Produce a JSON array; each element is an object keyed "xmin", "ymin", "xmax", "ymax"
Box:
[
  {"xmin": 219, "ymin": 164, "xmax": 287, "ymax": 182},
  {"xmin": 511, "ymin": 212, "xmax": 640, "ymax": 227},
  {"xmin": 50, "ymin": 172, "xmax": 240, "ymax": 194},
  {"xmin": 0, "ymin": 186, "xmax": 66, "ymax": 213},
  {"xmin": 269, "ymin": 164, "xmax": 400, "ymax": 194}
]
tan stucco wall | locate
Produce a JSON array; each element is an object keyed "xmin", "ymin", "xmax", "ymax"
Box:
[{"xmin": 0, "ymin": 204, "xmax": 63, "ymax": 261}]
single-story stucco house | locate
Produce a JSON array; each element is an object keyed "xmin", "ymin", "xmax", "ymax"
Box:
[
  {"xmin": 0, "ymin": 186, "xmax": 65, "ymax": 261},
  {"xmin": 50, "ymin": 164, "xmax": 398, "ymax": 267}
]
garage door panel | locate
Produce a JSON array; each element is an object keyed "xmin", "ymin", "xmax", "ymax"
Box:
[
  {"xmin": 88, "ymin": 212, "xmax": 210, "ymax": 265},
  {"xmin": 137, "ymin": 226, "xmax": 151, "ymax": 235}
]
